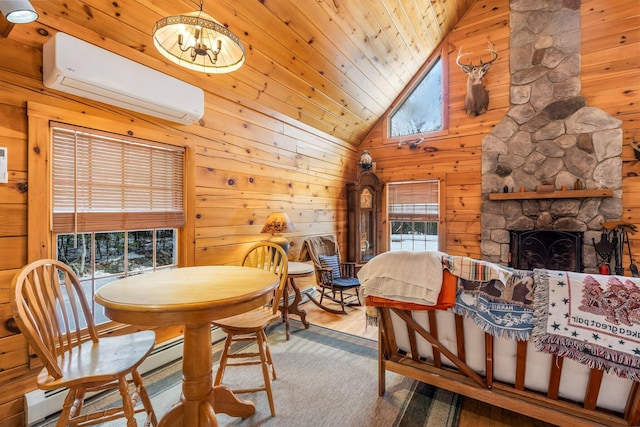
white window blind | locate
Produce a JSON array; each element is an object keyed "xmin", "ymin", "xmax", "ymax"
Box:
[{"xmin": 52, "ymin": 123, "xmax": 185, "ymax": 233}]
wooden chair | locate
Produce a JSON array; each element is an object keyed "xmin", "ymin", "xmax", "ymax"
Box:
[
  {"xmin": 212, "ymin": 242, "xmax": 289, "ymax": 417},
  {"xmin": 10, "ymin": 259, "xmax": 157, "ymax": 427},
  {"xmin": 299, "ymin": 235, "xmax": 362, "ymax": 314}
]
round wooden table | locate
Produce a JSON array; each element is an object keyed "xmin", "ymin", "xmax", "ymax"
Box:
[{"xmin": 95, "ymin": 266, "xmax": 280, "ymax": 427}]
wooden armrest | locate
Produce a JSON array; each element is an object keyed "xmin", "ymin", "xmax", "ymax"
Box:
[{"xmin": 317, "ymin": 267, "xmax": 334, "ymax": 285}]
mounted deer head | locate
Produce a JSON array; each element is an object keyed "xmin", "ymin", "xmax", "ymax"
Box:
[{"xmin": 456, "ymin": 41, "xmax": 499, "ymax": 116}]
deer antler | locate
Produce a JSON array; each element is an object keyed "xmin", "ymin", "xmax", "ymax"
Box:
[
  {"xmin": 456, "ymin": 46, "xmax": 472, "ymax": 68},
  {"xmin": 481, "ymin": 40, "xmax": 499, "ymax": 65},
  {"xmin": 456, "ymin": 41, "xmax": 498, "ymax": 68}
]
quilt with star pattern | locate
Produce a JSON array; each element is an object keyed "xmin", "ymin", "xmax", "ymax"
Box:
[{"xmin": 532, "ymin": 269, "xmax": 640, "ymax": 380}]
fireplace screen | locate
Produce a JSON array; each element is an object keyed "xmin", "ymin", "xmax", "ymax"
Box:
[{"xmin": 510, "ymin": 230, "xmax": 583, "ymax": 272}]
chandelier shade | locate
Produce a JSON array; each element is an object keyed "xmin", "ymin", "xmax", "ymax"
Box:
[{"xmin": 152, "ymin": 8, "xmax": 245, "ymax": 74}]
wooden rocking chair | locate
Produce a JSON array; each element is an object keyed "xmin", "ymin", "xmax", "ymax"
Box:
[{"xmin": 299, "ymin": 235, "xmax": 362, "ymax": 314}]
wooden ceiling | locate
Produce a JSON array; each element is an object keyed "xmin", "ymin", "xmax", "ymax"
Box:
[{"xmin": 4, "ymin": 0, "xmax": 475, "ymax": 145}]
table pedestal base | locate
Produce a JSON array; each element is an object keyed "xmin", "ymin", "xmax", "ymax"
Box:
[
  {"xmin": 158, "ymin": 323, "xmax": 256, "ymax": 427},
  {"xmin": 158, "ymin": 386, "xmax": 255, "ymax": 427},
  {"xmin": 280, "ymin": 277, "xmax": 310, "ymax": 339}
]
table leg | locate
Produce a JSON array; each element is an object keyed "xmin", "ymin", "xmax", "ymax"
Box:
[
  {"xmin": 281, "ymin": 277, "xmax": 309, "ymax": 339},
  {"xmin": 157, "ymin": 323, "xmax": 255, "ymax": 427},
  {"xmin": 280, "ymin": 280, "xmax": 291, "ymax": 340}
]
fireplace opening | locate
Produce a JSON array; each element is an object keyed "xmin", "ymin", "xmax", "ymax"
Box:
[{"xmin": 509, "ymin": 230, "xmax": 583, "ymax": 272}]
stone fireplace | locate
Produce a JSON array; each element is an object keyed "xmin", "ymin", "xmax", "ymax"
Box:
[{"xmin": 480, "ymin": 0, "xmax": 622, "ymax": 273}]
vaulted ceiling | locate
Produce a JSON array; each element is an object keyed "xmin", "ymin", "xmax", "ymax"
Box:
[{"xmin": 3, "ymin": 0, "xmax": 475, "ymax": 145}]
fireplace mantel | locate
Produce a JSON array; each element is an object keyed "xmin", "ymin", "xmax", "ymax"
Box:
[{"xmin": 488, "ymin": 189, "xmax": 613, "ymax": 201}]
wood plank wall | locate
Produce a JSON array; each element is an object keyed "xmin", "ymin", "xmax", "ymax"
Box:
[
  {"xmin": 0, "ymin": 39, "xmax": 358, "ymax": 427},
  {"xmin": 0, "ymin": 0, "xmax": 638, "ymax": 424},
  {"xmin": 359, "ymin": 0, "xmax": 640, "ymax": 262}
]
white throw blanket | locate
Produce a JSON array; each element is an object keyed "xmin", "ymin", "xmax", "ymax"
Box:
[{"xmin": 358, "ymin": 251, "xmax": 445, "ymax": 305}]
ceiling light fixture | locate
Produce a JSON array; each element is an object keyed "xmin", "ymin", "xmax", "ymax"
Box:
[
  {"xmin": 0, "ymin": 0, "xmax": 38, "ymax": 24},
  {"xmin": 152, "ymin": 0, "xmax": 245, "ymax": 74}
]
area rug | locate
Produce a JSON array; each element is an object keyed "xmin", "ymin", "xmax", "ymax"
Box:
[
  {"xmin": 533, "ymin": 269, "xmax": 640, "ymax": 380},
  {"xmin": 34, "ymin": 321, "xmax": 462, "ymax": 426}
]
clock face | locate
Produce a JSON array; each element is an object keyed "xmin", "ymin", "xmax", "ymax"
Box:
[{"xmin": 360, "ymin": 188, "xmax": 372, "ymax": 208}]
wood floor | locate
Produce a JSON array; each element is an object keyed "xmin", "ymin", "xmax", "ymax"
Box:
[{"xmin": 299, "ymin": 298, "xmax": 557, "ymax": 427}]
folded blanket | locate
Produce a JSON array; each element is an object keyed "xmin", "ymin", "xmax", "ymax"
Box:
[
  {"xmin": 442, "ymin": 254, "xmax": 514, "ymax": 285},
  {"xmin": 358, "ymin": 251, "xmax": 446, "ymax": 305},
  {"xmin": 457, "ymin": 270, "xmax": 535, "ymax": 309},
  {"xmin": 367, "ymin": 270, "xmax": 457, "ymax": 311},
  {"xmin": 365, "ymin": 270, "xmax": 457, "ymax": 326},
  {"xmin": 533, "ymin": 269, "xmax": 640, "ymax": 380},
  {"xmin": 453, "ymin": 290, "xmax": 535, "ymax": 341}
]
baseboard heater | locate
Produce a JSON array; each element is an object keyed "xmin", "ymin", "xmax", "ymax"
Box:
[{"xmin": 25, "ymin": 326, "xmax": 226, "ymax": 425}]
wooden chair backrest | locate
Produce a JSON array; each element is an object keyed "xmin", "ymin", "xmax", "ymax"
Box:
[
  {"xmin": 242, "ymin": 242, "xmax": 289, "ymax": 315},
  {"xmin": 10, "ymin": 259, "xmax": 99, "ymax": 380}
]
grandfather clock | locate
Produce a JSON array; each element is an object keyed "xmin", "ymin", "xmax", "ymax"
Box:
[{"xmin": 347, "ymin": 171, "xmax": 383, "ymax": 264}]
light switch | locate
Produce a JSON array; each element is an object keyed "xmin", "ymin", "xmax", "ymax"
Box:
[{"xmin": 0, "ymin": 147, "xmax": 7, "ymax": 183}]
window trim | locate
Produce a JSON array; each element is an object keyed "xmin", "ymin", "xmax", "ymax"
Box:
[
  {"xmin": 27, "ymin": 101, "xmax": 193, "ymax": 264},
  {"xmin": 382, "ymin": 46, "xmax": 449, "ymax": 145},
  {"xmin": 387, "ymin": 180, "xmax": 441, "ymax": 252},
  {"xmin": 51, "ymin": 122, "xmax": 186, "ymax": 234},
  {"xmin": 27, "ymin": 102, "xmax": 195, "ymax": 332}
]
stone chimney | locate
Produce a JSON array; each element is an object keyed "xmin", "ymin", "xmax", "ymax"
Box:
[{"xmin": 480, "ymin": 0, "xmax": 622, "ymax": 272}]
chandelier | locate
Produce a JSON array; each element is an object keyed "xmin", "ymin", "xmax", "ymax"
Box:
[{"xmin": 152, "ymin": 1, "xmax": 245, "ymax": 74}]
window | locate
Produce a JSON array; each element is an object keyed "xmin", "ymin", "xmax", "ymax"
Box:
[
  {"xmin": 388, "ymin": 180, "xmax": 439, "ymax": 252},
  {"xmin": 51, "ymin": 123, "xmax": 184, "ymax": 325},
  {"xmin": 389, "ymin": 56, "xmax": 443, "ymax": 139}
]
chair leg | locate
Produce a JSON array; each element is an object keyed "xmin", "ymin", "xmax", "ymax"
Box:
[
  {"xmin": 58, "ymin": 388, "xmax": 79, "ymax": 427},
  {"xmin": 261, "ymin": 330, "xmax": 276, "ymax": 380},
  {"xmin": 118, "ymin": 376, "xmax": 137, "ymax": 427},
  {"xmin": 61, "ymin": 387, "xmax": 90, "ymax": 427},
  {"xmin": 215, "ymin": 332, "xmax": 233, "ymax": 386},
  {"xmin": 256, "ymin": 331, "xmax": 276, "ymax": 417},
  {"xmin": 133, "ymin": 369, "xmax": 158, "ymax": 426}
]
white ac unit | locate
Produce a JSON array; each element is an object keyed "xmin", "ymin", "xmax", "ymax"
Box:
[{"xmin": 43, "ymin": 32, "xmax": 204, "ymax": 125}]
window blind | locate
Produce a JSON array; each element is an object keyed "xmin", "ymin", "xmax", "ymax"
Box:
[
  {"xmin": 52, "ymin": 123, "xmax": 185, "ymax": 233},
  {"xmin": 388, "ymin": 181, "xmax": 439, "ymax": 221}
]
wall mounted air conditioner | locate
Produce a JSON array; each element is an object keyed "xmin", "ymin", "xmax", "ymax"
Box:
[{"xmin": 43, "ymin": 32, "xmax": 204, "ymax": 125}]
